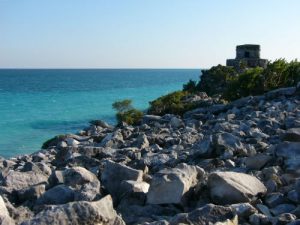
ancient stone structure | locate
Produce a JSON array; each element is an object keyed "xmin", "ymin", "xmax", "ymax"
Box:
[{"xmin": 226, "ymin": 44, "xmax": 268, "ymax": 69}]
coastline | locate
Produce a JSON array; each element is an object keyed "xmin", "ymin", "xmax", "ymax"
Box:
[
  {"xmin": 0, "ymin": 69, "xmax": 200, "ymax": 158},
  {"xmin": 0, "ymin": 82, "xmax": 300, "ymax": 224}
]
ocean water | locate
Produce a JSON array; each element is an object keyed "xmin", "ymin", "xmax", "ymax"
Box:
[{"xmin": 0, "ymin": 69, "xmax": 200, "ymax": 158}]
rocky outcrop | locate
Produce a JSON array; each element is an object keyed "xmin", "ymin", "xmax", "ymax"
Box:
[{"xmin": 0, "ymin": 83, "xmax": 300, "ymax": 224}]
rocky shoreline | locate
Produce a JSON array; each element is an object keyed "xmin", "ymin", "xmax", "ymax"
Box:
[{"xmin": 1, "ymin": 83, "xmax": 300, "ymax": 225}]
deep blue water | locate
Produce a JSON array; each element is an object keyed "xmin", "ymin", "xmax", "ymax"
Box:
[{"xmin": 0, "ymin": 69, "xmax": 200, "ymax": 158}]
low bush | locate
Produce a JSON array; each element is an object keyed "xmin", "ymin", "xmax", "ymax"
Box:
[
  {"xmin": 112, "ymin": 99, "xmax": 143, "ymax": 125},
  {"xmin": 116, "ymin": 109, "xmax": 143, "ymax": 125},
  {"xmin": 148, "ymin": 91, "xmax": 197, "ymax": 116}
]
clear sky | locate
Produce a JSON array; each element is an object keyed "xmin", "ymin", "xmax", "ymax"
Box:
[{"xmin": 0, "ymin": 0, "xmax": 299, "ymax": 68}]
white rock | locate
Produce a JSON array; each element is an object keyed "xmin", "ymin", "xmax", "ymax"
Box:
[
  {"xmin": 147, "ymin": 163, "xmax": 204, "ymax": 204},
  {"xmin": 208, "ymin": 171, "xmax": 267, "ymax": 204}
]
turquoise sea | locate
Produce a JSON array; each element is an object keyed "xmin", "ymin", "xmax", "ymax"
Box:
[{"xmin": 0, "ymin": 69, "xmax": 200, "ymax": 158}]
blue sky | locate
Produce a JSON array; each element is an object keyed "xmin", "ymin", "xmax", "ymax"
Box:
[{"xmin": 0, "ymin": 0, "xmax": 299, "ymax": 68}]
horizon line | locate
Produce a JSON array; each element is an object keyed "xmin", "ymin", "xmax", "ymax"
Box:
[{"xmin": 0, "ymin": 67, "xmax": 203, "ymax": 70}]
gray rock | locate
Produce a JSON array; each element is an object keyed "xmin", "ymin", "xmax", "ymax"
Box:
[
  {"xmin": 244, "ymin": 154, "xmax": 272, "ymax": 170},
  {"xmin": 288, "ymin": 190, "xmax": 300, "ymax": 204},
  {"xmin": 143, "ymin": 152, "xmax": 177, "ymax": 170},
  {"xmin": 142, "ymin": 115, "xmax": 163, "ymax": 124},
  {"xmin": 21, "ymin": 195, "xmax": 123, "ymax": 225},
  {"xmin": 147, "ymin": 163, "xmax": 204, "ymax": 204},
  {"xmin": 287, "ymin": 220, "xmax": 300, "ymax": 225},
  {"xmin": 276, "ymin": 213, "xmax": 297, "ymax": 225},
  {"xmin": 0, "ymin": 195, "xmax": 15, "ymax": 225},
  {"xmin": 65, "ymin": 138, "xmax": 80, "ymax": 147},
  {"xmin": 275, "ymin": 142, "xmax": 300, "ymax": 173},
  {"xmin": 265, "ymin": 87, "xmax": 296, "ymax": 99},
  {"xmin": 208, "ymin": 171, "xmax": 267, "ymax": 204},
  {"xmin": 256, "ymin": 204, "xmax": 272, "ymax": 217},
  {"xmin": 214, "ymin": 132, "xmax": 244, "ymax": 155},
  {"xmin": 120, "ymin": 180, "xmax": 150, "ymax": 195},
  {"xmin": 270, "ymin": 204, "xmax": 296, "ymax": 216},
  {"xmin": 169, "ymin": 204, "xmax": 238, "ymax": 225},
  {"xmin": 283, "ymin": 128, "xmax": 300, "ymax": 142},
  {"xmin": 192, "ymin": 135, "xmax": 214, "ymax": 158},
  {"xmin": 249, "ymin": 213, "xmax": 268, "ymax": 225},
  {"xmin": 63, "ymin": 167, "xmax": 100, "ymax": 201},
  {"xmin": 134, "ymin": 134, "xmax": 149, "ymax": 149},
  {"xmin": 230, "ymin": 203, "xmax": 257, "ymax": 218},
  {"xmin": 170, "ymin": 117, "xmax": 183, "ymax": 128},
  {"xmin": 100, "ymin": 131, "xmax": 124, "ymax": 148},
  {"xmin": 37, "ymin": 185, "xmax": 74, "ymax": 205},
  {"xmin": 3, "ymin": 170, "xmax": 48, "ymax": 191},
  {"xmin": 17, "ymin": 184, "xmax": 46, "ymax": 203},
  {"xmin": 117, "ymin": 204, "xmax": 179, "ymax": 224},
  {"xmin": 265, "ymin": 193, "xmax": 286, "ymax": 208},
  {"xmin": 101, "ymin": 160, "xmax": 143, "ymax": 200}
]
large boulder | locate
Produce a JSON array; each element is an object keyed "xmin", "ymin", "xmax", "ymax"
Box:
[
  {"xmin": 63, "ymin": 167, "xmax": 101, "ymax": 201},
  {"xmin": 275, "ymin": 142, "xmax": 300, "ymax": 173},
  {"xmin": 20, "ymin": 195, "xmax": 124, "ymax": 225},
  {"xmin": 0, "ymin": 195, "xmax": 15, "ymax": 225},
  {"xmin": 3, "ymin": 170, "xmax": 48, "ymax": 191},
  {"xmin": 169, "ymin": 204, "xmax": 238, "ymax": 225},
  {"xmin": 101, "ymin": 160, "xmax": 143, "ymax": 200},
  {"xmin": 147, "ymin": 163, "xmax": 204, "ymax": 204},
  {"xmin": 208, "ymin": 171, "xmax": 267, "ymax": 205}
]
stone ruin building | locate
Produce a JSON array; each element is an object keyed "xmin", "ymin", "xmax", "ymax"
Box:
[{"xmin": 226, "ymin": 44, "xmax": 268, "ymax": 69}]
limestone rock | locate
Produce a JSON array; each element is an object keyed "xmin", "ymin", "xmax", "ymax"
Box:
[
  {"xmin": 275, "ymin": 142, "xmax": 300, "ymax": 173},
  {"xmin": 101, "ymin": 160, "xmax": 143, "ymax": 200},
  {"xmin": 214, "ymin": 132, "xmax": 244, "ymax": 155},
  {"xmin": 37, "ymin": 185, "xmax": 74, "ymax": 205},
  {"xmin": 3, "ymin": 171, "xmax": 48, "ymax": 191},
  {"xmin": 20, "ymin": 195, "xmax": 123, "ymax": 225},
  {"xmin": 208, "ymin": 171, "xmax": 267, "ymax": 204},
  {"xmin": 244, "ymin": 154, "xmax": 272, "ymax": 170},
  {"xmin": 169, "ymin": 117, "xmax": 183, "ymax": 128},
  {"xmin": 63, "ymin": 167, "xmax": 101, "ymax": 201},
  {"xmin": 134, "ymin": 134, "xmax": 150, "ymax": 149},
  {"xmin": 169, "ymin": 204, "xmax": 238, "ymax": 225},
  {"xmin": 147, "ymin": 163, "xmax": 204, "ymax": 204},
  {"xmin": 283, "ymin": 128, "xmax": 300, "ymax": 142},
  {"xmin": 0, "ymin": 195, "xmax": 15, "ymax": 225},
  {"xmin": 230, "ymin": 203, "xmax": 257, "ymax": 218}
]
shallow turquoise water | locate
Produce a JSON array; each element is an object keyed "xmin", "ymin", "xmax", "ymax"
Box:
[{"xmin": 0, "ymin": 69, "xmax": 200, "ymax": 158}]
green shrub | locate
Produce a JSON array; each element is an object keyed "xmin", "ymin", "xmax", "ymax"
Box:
[
  {"xmin": 224, "ymin": 67, "xmax": 264, "ymax": 100},
  {"xmin": 112, "ymin": 99, "xmax": 143, "ymax": 125},
  {"xmin": 196, "ymin": 65, "xmax": 237, "ymax": 96},
  {"xmin": 148, "ymin": 91, "xmax": 197, "ymax": 116},
  {"xmin": 264, "ymin": 59, "xmax": 300, "ymax": 91},
  {"xmin": 116, "ymin": 109, "xmax": 143, "ymax": 125}
]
